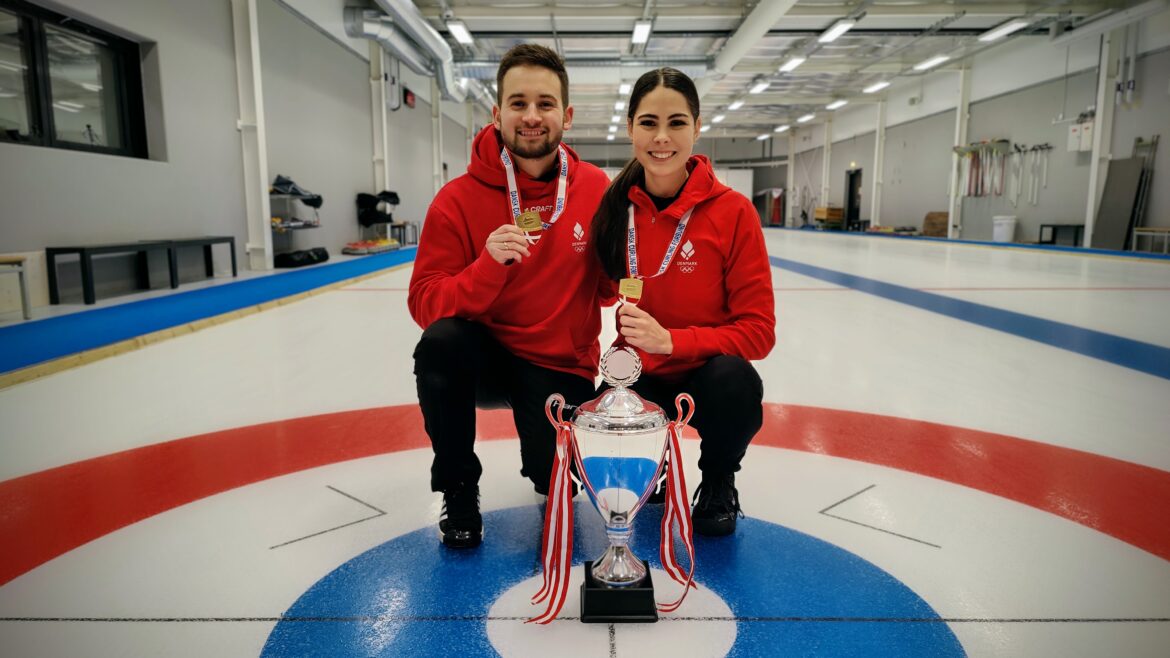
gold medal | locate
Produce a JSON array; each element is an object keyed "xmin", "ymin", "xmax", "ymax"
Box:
[
  {"xmin": 515, "ymin": 210, "xmax": 543, "ymax": 233},
  {"xmin": 619, "ymin": 277, "xmax": 644, "ymax": 301}
]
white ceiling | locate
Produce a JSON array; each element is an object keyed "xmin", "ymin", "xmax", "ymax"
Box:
[{"xmin": 402, "ymin": 0, "xmax": 1136, "ymax": 140}]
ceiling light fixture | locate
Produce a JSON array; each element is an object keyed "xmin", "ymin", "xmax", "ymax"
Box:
[
  {"xmin": 978, "ymin": 19, "xmax": 1029, "ymax": 42},
  {"xmin": 779, "ymin": 56, "xmax": 806, "ymax": 73},
  {"xmin": 608, "ymin": 125, "xmax": 617, "ymax": 133},
  {"xmin": 749, "ymin": 78, "xmax": 770, "ymax": 94},
  {"xmin": 712, "ymin": 114, "xmax": 726, "ymax": 123},
  {"xmin": 797, "ymin": 113, "xmax": 815, "ymax": 123},
  {"xmin": 619, "ymin": 83, "xmax": 632, "ymax": 95},
  {"xmin": 611, "ymin": 115, "xmax": 621, "ymax": 123},
  {"xmin": 728, "ymin": 99, "xmax": 745, "ymax": 111},
  {"xmin": 607, "ymin": 134, "xmax": 615, "ymax": 141},
  {"xmin": 826, "ymin": 99, "xmax": 848, "ymax": 110},
  {"xmin": 614, "ymin": 100, "xmax": 625, "ymax": 111},
  {"xmin": 446, "ymin": 20, "xmax": 474, "ymax": 45},
  {"xmin": 774, "ymin": 124, "xmax": 790, "ymax": 133},
  {"xmin": 914, "ymin": 55, "xmax": 950, "ymax": 71},
  {"xmin": 818, "ymin": 19, "xmax": 856, "ymax": 43},
  {"xmin": 700, "ymin": 124, "xmax": 711, "ymax": 133},
  {"xmin": 863, "ymin": 81, "xmax": 891, "ymax": 94},
  {"xmin": 756, "ymin": 134, "xmax": 771, "ymax": 141},
  {"xmin": 631, "ymin": 19, "xmax": 653, "ymax": 44}
]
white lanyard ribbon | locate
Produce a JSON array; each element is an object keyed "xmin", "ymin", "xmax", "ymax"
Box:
[
  {"xmin": 626, "ymin": 202, "xmax": 695, "ymax": 279},
  {"xmin": 501, "ymin": 145, "xmax": 569, "ymax": 235}
]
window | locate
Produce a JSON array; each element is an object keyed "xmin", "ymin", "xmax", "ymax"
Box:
[{"xmin": 0, "ymin": 0, "xmax": 146, "ymax": 157}]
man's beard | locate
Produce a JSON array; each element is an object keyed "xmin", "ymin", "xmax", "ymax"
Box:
[{"xmin": 504, "ymin": 128, "xmax": 561, "ymax": 160}]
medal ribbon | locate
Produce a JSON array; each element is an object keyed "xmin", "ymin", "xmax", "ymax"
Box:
[
  {"xmin": 626, "ymin": 203, "xmax": 695, "ymax": 280},
  {"xmin": 528, "ymin": 395, "xmax": 575, "ymax": 625},
  {"xmin": 658, "ymin": 394, "xmax": 696, "ymax": 612},
  {"xmin": 501, "ymin": 145, "xmax": 570, "ymax": 241}
]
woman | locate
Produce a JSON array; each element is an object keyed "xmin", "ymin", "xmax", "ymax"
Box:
[{"xmin": 591, "ymin": 68, "xmax": 776, "ymax": 536}]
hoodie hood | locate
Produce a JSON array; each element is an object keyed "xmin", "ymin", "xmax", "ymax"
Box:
[
  {"xmin": 468, "ymin": 124, "xmax": 582, "ymax": 193},
  {"xmin": 627, "ymin": 154, "xmax": 730, "ymax": 220}
]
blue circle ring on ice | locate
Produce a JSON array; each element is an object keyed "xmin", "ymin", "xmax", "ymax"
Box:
[{"xmin": 261, "ymin": 504, "xmax": 964, "ymax": 657}]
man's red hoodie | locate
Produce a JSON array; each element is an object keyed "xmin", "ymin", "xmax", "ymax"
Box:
[
  {"xmin": 619, "ymin": 154, "xmax": 776, "ymax": 379},
  {"xmin": 408, "ymin": 126, "xmax": 612, "ymax": 381}
]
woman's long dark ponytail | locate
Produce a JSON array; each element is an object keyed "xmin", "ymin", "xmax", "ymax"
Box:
[{"xmin": 591, "ymin": 67, "xmax": 701, "ymax": 280}]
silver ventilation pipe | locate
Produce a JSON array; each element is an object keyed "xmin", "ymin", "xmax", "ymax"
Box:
[
  {"xmin": 374, "ymin": 0, "xmax": 466, "ymax": 103},
  {"xmin": 344, "ymin": 8, "xmax": 433, "ymax": 78}
]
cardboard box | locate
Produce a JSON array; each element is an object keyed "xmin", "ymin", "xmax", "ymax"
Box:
[
  {"xmin": 922, "ymin": 211, "xmax": 949, "ymax": 237},
  {"xmin": 815, "ymin": 206, "xmax": 843, "ymax": 221}
]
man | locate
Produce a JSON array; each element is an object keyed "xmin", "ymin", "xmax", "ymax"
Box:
[{"xmin": 408, "ymin": 45, "xmax": 612, "ymax": 549}]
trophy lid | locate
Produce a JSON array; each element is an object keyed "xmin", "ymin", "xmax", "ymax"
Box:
[{"xmin": 573, "ymin": 347, "xmax": 667, "ymax": 434}]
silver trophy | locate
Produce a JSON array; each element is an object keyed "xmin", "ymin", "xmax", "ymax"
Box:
[{"xmin": 534, "ymin": 346, "xmax": 695, "ymax": 624}]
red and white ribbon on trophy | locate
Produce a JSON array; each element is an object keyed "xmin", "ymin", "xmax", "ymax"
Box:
[
  {"xmin": 657, "ymin": 393, "xmax": 697, "ymax": 613},
  {"xmin": 529, "ymin": 395, "xmax": 575, "ymax": 624}
]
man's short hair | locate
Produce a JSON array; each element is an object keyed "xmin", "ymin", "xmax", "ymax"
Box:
[{"xmin": 496, "ymin": 44, "xmax": 570, "ymax": 107}]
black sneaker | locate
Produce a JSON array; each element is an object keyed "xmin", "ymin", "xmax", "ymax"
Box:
[
  {"xmin": 439, "ymin": 484, "xmax": 482, "ymax": 549},
  {"xmin": 691, "ymin": 473, "xmax": 743, "ymax": 536}
]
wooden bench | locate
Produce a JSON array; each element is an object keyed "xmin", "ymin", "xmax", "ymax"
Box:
[
  {"xmin": 46, "ymin": 236, "xmax": 237, "ymax": 305},
  {"xmin": 0, "ymin": 255, "xmax": 31, "ymax": 320}
]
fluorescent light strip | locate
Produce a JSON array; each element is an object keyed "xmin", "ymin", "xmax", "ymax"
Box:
[
  {"xmin": 711, "ymin": 114, "xmax": 725, "ymax": 123},
  {"xmin": 774, "ymin": 124, "xmax": 790, "ymax": 133},
  {"xmin": 607, "ymin": 134, "xmax": 615, "ymax": 141},
  {"xmin": 749, "ymin": 80, "xmax": 769, "ymax": 94},
  {"xmin": 779, "ymin": 56, "xmax": 806, "ymax": 73},
  {"xmin": 914, "ymin": 55, "xmax": 950, "ymax": 71},
  {"xmin": 611, "ymin": 115, "xmax": 621, "ymax": 123},
  {"xmin": 756, "ymin": 134, "xmax": 770, "ymax": 141},
  {"xmin": 619, "ymin": 83, "xmax": 632, "ymax": 95},
  {"xmin": 446, "ymin": 20, "xmax": 474, "ymax": 45},
  {"xmin": 700, "ymin": 124, "xmax": 711, "ymax": 133},
  {"xmin": 53, "ymin": 102, "xmax": 81, "ymax": 113},
  {"xmin": 978, "ymin": 19, "xmax": 1029, "ymax": 42},
  {"xmin": 728, "ymin": 99, "xmax": 745, "ymax": 111},
  {"xmin": 826, "ymin": 99, "xmax": 848, "ymax": 110},
  {"xmin": 608, "ymin": 125, "xmax": 617, "ymax": 133},
  {"xmin": 797, "ymin": 113, "xmax": 815, "ymax": 123},
  {"xmin": 614, "ymin": 100, "xmax": 625, "ymax": 111},
  {"xmin": 818, "ymin": 19, "xmax": 856, "ymax": 43},
  {"xmin": 56, "ymin": 100, "xmax": 84, "ymax": 109},
  {"xmin": 863, "ymin": 81, "xmax": 891, "ymax": 94},
  {"xmin": 631, "ymin": 19, "xmax": 652, "ymax": 44}
]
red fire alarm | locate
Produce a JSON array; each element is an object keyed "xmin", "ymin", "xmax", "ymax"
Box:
[{"xmin": 403, "ymin": 87, "xmax": 416, "ymax": 108}]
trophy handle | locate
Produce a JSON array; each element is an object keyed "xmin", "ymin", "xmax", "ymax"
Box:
[
  {"xmin": 674, "ymin": 393, "xmax": 695, "ymax": 429},
  {"xmin": 545, "ymin": 393, "xmax": 567, "ymax": 427}
]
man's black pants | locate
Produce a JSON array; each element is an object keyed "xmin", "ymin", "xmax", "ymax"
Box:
[
  {"xmin": 413, "ymin": 318, "xmax": 595, "ymax": 494},
  {"xmin": 611, "ymin": 355, "xmax": 764, "ymax": 477}
]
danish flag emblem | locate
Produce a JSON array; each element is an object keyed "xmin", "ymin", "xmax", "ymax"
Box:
[
  {"xmin": 573, "ymin": 222, "xmax": 584, "ymax": 240},
  {"xmin": 681, "ymin": 240, "xmax": 695, "ymax": 260}
]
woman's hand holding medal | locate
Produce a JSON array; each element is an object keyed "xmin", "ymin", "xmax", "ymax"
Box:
[
  {"xmin": 486, "ymin": 224, "xmax": 533, "ymax": 265},
  {"xmin": 618, "ymin": 303, "xmax": 673, "ymax": 355}
]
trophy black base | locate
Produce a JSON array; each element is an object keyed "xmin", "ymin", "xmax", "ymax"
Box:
[{"xmin": 579, "ymin": 560, "xmax": 658, "ymax": 624}]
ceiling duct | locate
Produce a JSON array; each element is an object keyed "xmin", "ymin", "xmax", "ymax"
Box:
[
  {"xmin": 696, "ymin": 0, "xmax": 800, "ymax": 98},
  {"xmin": 374, "ymin": 0, "xmax": 466, "ymax": 103},
  {"xmin": 344, "ymin": 8, "xmax": 433, "ymax": 78}
]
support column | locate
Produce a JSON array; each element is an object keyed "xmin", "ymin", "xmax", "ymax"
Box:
[
  {"xmin": 1085, "ymin": 30, "xmax": 1121, "ymax": 247},
  {"xmin": 787, "ymin": 132, "xmax": 797, "ymax": 227},
  {"xmin": 871, "ymin": 100, "xmax": 887, "ymax": 227},
  {"xmin": 369, "ymin": 43, "xmax": 389, "ymax": 192},
  {"xmin": 820, "ymin": 116, "xmax": 832, "ymax": 211},
  {"xmin": 946, "ymin": 63, "xmax": 971, "ymax": 240},
  {"xmin": 431, "ymin": 78, "xmax": 444, "ymax": 196},
  {"xmin": 230, "ymin": 0, "xmax": 273, "ymax": 271},
  {"xmin": 466, "ymin": 102, "xmax": 474, "ymax": 164}
]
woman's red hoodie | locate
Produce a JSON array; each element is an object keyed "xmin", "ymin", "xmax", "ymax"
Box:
[
  {"xmin": 408, "ymin": 125, "xmax": 612, "ymax": 380},
  {"xmin": 619, "ymin": 155, "xmax": 776, "ymax": 378}
]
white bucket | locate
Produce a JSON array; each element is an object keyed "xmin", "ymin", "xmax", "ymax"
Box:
[{"xmin": 992, "ymin": 216, "xmax": 1017, "ymax": 243}]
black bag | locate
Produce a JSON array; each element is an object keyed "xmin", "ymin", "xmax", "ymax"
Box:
[{"xmin": 274, "ymin": 247, "xmax": 329, "ymax": 268}]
